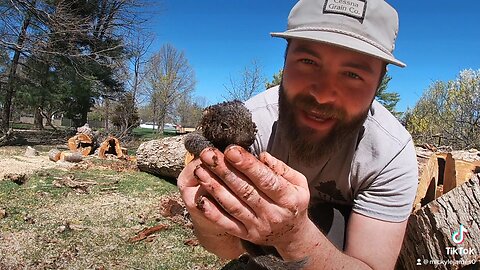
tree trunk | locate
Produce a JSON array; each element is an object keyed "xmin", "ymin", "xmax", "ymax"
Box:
[
  {"xmin": 397, "ymin": 174, "xmax": 480, "ymax": 270},
  {"xmin": 136, "ymin": 135, "xmax": 188, "ymax": 180},
  {"xmin": 104, "ymin": 98, "xmax": 110, "ymax": 131},
  {"xmin": 0, "ymin": 128, "xmax": 13, "ymax": 146},
  {"xmin": 1, "ymin": 2, "xmax": 35, "ymax": 132},
  {"xmin": 40, "ymin": 109, "xmax": 57, "ymax": 130},
  {"xmin": 34, "ymin": 107, "xmax": 44, "ymax": 130},
  {"xmin": 98, "ymin": 136, "xmax": 124, "ymax": 159}
]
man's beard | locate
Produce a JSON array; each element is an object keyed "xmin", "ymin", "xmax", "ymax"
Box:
[{"xmin": 278, "ymin": 84, "xmax": 370, "ymax": 165}]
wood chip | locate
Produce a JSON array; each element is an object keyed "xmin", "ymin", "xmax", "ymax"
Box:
[{"xmin": 128, "ymin": 224, "xmax": 168, "ymax": 243}]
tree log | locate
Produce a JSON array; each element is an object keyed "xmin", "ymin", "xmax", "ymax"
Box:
[
  {"xmin": 414, "ymin": 148, "xmax": 439, "ymax": 211},
  {"xmin": 453, "ymin": 159, "xmax": 480, "ymax": 190},
  {"xmin": 136, "ymin": 135, "xmax": 187, "ymax": 179},
  {"xmin": 397, "ymin": 174, "xmax": 480, "ymax": 270},
  {"xmin": 48, "ymin": 149, "xmax": 61, "ymax": 161},
  {"xmin": 24, "ymin": 146, "xmax": 39, "ymax": 157},
  {"xmin": 60, "ymin": 151, "xmax": 83, "ymax": 163}
]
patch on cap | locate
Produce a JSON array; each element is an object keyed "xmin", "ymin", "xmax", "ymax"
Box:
[{"xmin": 323, "ymin": 0, "xmax": 367, "ymax": 21}]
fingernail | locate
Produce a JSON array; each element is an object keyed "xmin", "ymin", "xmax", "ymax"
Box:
[
  {"xmin": 193, "ymin": 164, "xmax": 208, "ymax": 183},
  {"xmin": 225, "ymin": 146, "xmax": 243, "ymax": 164},
  {"xmin": 193, "ymin": 164, "xmax": 202, "ymax": 180},
  {"xmin": 200, "ymin": 147, "xmax": 219, "ymax": 167}
]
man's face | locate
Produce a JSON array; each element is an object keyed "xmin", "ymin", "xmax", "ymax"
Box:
[{"xmin": 279, "ymin": 39, "xmax": 385, "ymax": 162}]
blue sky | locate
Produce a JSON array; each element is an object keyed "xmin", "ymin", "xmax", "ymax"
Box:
[{"xmin": 147, "ymin": 0, "xmax": 480, "ymax": 112}]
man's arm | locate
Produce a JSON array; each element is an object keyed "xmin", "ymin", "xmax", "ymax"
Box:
[
  {"xmin": 189, "ymin": 146, "xmax": 409, "ymax": 269},
  {"xmin": 274, "ymin": 211, "xmax": 407, "ymax": 270},
  {"xmin": 345, "ymin": 212, "xmax": 407, "ymax": 269}
]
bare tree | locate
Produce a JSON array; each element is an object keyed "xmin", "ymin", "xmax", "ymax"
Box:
[
  {"xmin": 145, "ymin": 44, "xmax": 196, "ymax": 132},
  {"xmin": 125, "ymin": 32, "xmax": 153, "ymax": 106},
  {"xmin": 224, "ymin": 59, "xmax": 266, "ymax": 102},
  {"xmin": 0, "ymin": 0, "xmax": 152, "ymax": 133},
  {"xmin": 0, "ymin": 0, "xmax": 36, "ymax": 132},
  {"xmin": 406, "ymin": 69, "xmax": 480, "ymax": 149},
  {"xmin": 175, "ymin": 94, "xmax": 205, "ymax": 128}
]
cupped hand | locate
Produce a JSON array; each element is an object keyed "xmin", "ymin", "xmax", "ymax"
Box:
[
  {"xmin": 193, "ymin": 145, "xmax": 311, "ymax": 247},
  {"xmin": 177, "ymin": 158, "xmax": 230, "ymax": 236}
]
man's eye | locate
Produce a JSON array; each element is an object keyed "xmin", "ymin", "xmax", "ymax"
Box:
[
  {"xmin": 300, "ymin": 59, "xmax": 316, "ymax": 65},
  {"xmin": 346, "ymin": 72, "xmax": 361, "ymax": 79}
]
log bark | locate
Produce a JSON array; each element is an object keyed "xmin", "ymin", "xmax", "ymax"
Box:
[
  {"xmin": 136, "ymin": 135, "xmax": 187, "ymax": 179},
  {"xmin": 60, "ymin": 151, "xmax": 83, "ymax": 163},
  {"xmin": 128, "ymin": 224, "xmax": 168, "ymax": 243},
  {"xmin": 397, "ymin": 174, "xmax": 480, "ymax": 270}
]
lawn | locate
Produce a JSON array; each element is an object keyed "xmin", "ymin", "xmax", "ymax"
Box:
[{"xmin": 0, "ymin": 140, "xmax": 233, "ymax": 269}]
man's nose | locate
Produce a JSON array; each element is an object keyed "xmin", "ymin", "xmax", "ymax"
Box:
[{"xmin": 308, "ymin": 71, "xmax": 338, "ymax": 104}]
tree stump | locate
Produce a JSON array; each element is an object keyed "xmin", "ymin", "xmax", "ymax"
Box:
[
  {"xmin": 67, "ymin": 133, "xmax": 93, "ymax": 156},
  {"xmin": 136, "ymin": 135, "xmax": 188, "ymax": 179},
  {"xmin": 397, "ymin": 174, "xmax": 480, "ymax": 270},
  {"xmin": 98, "ymin": 136, "xmax": 124, "ymax": 159}
]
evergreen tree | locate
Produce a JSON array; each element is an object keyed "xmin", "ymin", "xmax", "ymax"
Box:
[
  {"xmin": 375, "ymin": 73, "xmax": 401, "ymax": 117},
  {"xmin": 265, "ymin": 69, "xmax": 283, "ymax": 89}
]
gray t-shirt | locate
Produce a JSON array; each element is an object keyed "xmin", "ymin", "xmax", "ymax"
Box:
[{"xmin": 245, "ymin": 86, "xmax": 418, "ymax": 223}]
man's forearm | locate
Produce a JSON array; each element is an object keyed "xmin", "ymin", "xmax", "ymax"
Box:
[{"xmin": 275, "ymin": 219, "xmax": 372, "ymax": 270}]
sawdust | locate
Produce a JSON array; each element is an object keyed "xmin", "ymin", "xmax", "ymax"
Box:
[{"xmin": 0, "ymin": 155, "xmax": 60, "ymax": 181}]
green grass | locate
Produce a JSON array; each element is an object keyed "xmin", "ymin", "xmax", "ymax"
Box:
[
  {"xmin": 0, "ymin": 164, "xmax": 229, "ymax": 270},
  {"xmin": 133, "ymin": 127, "xmax": 164, "ymax": 140},
  {"xmin": 11, "ymin": 122, "xmax": 35, "ymax": 130},
  {"xmin": 132, "ymin": 127, "xmax": 179, "ymax": 141}
]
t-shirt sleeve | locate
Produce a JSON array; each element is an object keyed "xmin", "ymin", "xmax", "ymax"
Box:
[{"xmin": 352, "ymin": 138, "xmax": 418, "ymax": 222}]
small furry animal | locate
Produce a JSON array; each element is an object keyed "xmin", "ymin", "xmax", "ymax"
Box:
[{"xmin": 184, "ymin": 100, "xmax": 305, "ymax": 270}]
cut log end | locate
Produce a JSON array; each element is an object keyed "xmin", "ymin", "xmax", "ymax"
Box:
[
  {"xmin": 25, "ymin": 146, "xmax": 39, "ymax": 157},
  {"xmin": 48, "ymin": 149, "xmax": 61, "ymax": 162}
]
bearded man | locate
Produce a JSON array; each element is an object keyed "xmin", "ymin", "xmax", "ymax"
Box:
[{"xmin": 178, "ymin": 0, "xmax": 418, "ymax": 269}]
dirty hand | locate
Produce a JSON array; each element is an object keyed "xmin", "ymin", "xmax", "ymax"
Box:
[
  {"xmin": 193, "ymin": 145, "xmax": 310, "ymax": 247},
  {"xmin": 178, "ymin": 158, "xmax": 236, "ymax": 238}
]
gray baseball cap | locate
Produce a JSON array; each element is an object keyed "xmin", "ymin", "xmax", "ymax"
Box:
[{"xmin": 271, "ymin": 0, "xmax": 406, "ymax": 67}]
